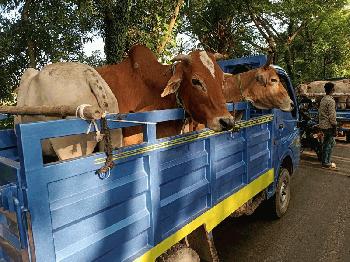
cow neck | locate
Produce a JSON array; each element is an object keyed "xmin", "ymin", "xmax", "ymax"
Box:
[
  {"xmin": 235, "ymin": 74, "xmax": 246, "ymax": 101},
  {"xmin": 170, "ymin": 63, "xmax": 186, "ymax": 110},
  {"xmin": 158, "ymin": 63, "xmax": 187, "ymax": 136},
  {"xmin": 168, "ymin": 62, "xmax": 190, "ymax": 133},
  {"xmin": 138, "ymin": 62, "xmax": 177, "ymax": 111},
  {"xmin": 235, "ymin": 69, "xmax": 258, "ymax": 103}
]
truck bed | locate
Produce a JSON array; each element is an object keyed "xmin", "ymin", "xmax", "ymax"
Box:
[{"xmin": 0, "ymin": 103, "xmax": 276, "ymax": 262}]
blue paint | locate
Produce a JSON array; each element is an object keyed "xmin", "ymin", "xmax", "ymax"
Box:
[
  {"xmin": 309, "ymin": 109, "xmax": 350, "ymax": 133},
  {"xmin": 0, "ymin": 56, "xmax": 300, "ymax": 261}
]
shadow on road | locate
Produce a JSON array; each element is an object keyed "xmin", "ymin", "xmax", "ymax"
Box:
[{"xmin": 213, "ymin": 142, "xmax": 350, "ymax": 262}]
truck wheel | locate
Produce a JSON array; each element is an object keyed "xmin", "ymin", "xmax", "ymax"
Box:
[
  {"xmin": 268, "ymin": 168, "xmax": 291, "ymax": 219},
  {"xmin": 157, "ymin": 244, "xmax": 200, "ymax": 262}
]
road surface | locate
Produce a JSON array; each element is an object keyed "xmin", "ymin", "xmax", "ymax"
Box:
[{"xmin": 214, "ymin": 140, "xmax": 350, "ymax": 262}]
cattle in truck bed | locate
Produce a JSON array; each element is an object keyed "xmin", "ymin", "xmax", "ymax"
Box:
[
  {"xmin": 96, "ymin": 44, "xmax": 234, "ymax": 145},
  {"xmin": 15, "ymin": 62, "xmax": 123, "ymax": 160}
]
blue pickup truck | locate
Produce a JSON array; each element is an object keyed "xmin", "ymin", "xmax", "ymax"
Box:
[{"xmin": 0, "ymin": 56, "xmax": 300, "ymax": 262}]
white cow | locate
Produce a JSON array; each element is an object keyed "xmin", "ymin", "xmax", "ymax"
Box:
[
  {"xmin": 297, "ymin": 79, "xmax": 350, "ymax": 109},
  {"xmin": 15, "ymin": 62, "xmax": 122, "ymax": 160}
]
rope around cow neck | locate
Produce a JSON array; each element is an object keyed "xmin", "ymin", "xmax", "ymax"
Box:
[{"xmin": 170, "ymin": 62, "xmax": 192, "ymax": 133}]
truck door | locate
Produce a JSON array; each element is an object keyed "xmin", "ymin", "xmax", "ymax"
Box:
[{"xmin": 274, "ymin": 72, "xmax": 300, "ymax": 168}]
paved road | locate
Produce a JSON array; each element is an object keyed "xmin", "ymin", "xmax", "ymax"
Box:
[{"xmin": 213, "ymin": 140, "xmax": 350, "ymax": 262}]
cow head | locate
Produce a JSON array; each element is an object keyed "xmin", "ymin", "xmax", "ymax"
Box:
[
  {"xmin": 250, "ymin": 66, "xmax": 293, "ymax": 111},
  {"xmin": 161, "ymin": 51, "xmax": 234, "ymax": 131},
  {"xmin": 224, "ymin": 58, "xmax": 294, "ymax": 112}
]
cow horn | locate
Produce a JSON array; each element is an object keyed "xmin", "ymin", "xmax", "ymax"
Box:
[
  {"xmin": 171, "ymin": 54, "xmax": 191, "ymax": 63},
  {"xmin": 263, "ymin": 51, "xmax": 274, "ymax": 68},
  {"xmin": 213, "ymin": 53, "xmax": 226, "ymax": 60},
  {"xmin": 224, "ymin": 73, "xmax": 233, "ymax": 78},
  {"xmin": 264, "ymin": 37, "xmax": 276, "ymax": 68}
]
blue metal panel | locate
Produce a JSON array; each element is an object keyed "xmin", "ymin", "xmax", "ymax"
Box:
[
  {"xmin": 218, "ymin": 55, "xmax": 267, "ymax": 73},
  {"xmin": 0, "ymin": 102, "xmax": 279, "ymax": 262},
  {"xmin": 19, "ymin": 150, "xmax": 151, "ymax": 261},
  {"xmin": 0, "ymin": 157, "xmax": 19, "ymax": 185},
  {"xmin": 158, "ymin": 140, "xmax": 209, "ymax": 239},
  {"xmin": 0, "ymin": 130, "xmax": 18, "ymax": 163},
  {"xmin": 212, "ymin": 121, "xmax": 273, "ymax": 204},
  {"xmin": 213, "ymin": 132, "xmax": 245, "ymax": 202},
  {"xmin": 0, "ymin": 130, "xmax": 16, "ymax": 149}
]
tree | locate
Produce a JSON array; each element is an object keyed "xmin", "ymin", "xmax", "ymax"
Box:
[
  {"xmin": 0, "ymin": 0, "xmax": 93, "ymax": 99},
  {"xmin": 293, "ymin": 8, "xmax": 350, "ymax": 81},
  {"xmin": 246, "ymin": 0, "xmax": 349, "ymax": 83},
  {"xmin": 157, "ymin": 0, "xmax": 185, "ymax": 55},
  {"xmin": 78, "ymin": 0, "xmax": 186, "ymax": 62},
  {"xmin": 93, "ymin": 0, "xmax": 131, "ymax": 64},
  {"xmin": 127, "ymin": 0, "xmax": 185, "ymax": 58},
  {"xmin": 1, "ymin": 0, "xmax": 187, "ymax": 102},
  {"xmin": 183, "ymin": 0, "xmax": 349, "ymax": 85},
  {"xmin": 183, "ymin": 0, "xmax": 257, "ymax": 56}
]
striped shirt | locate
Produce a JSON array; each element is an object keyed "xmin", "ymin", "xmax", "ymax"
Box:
[{"xmin": 318, "ymin": 95, "xmax": 337, "ymax": 129}]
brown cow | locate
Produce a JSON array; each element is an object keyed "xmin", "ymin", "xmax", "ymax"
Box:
[
  {"xmin": 223, "ymin": 59, "xmax": 294, "ymax": 112},
  {"xmin": 96, "ymin": 45, "xmax": 234, "ymax": 145}
]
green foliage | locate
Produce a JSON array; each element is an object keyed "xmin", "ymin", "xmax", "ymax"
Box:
[
  {"xmin": 127, "ymin": 0, "xmax": 184, "ymax": 57},
  {"xmin": 1, "ymin": 0, "xmax": 349, "ymax": 105},
  {"xmin": 293, "ymin": 9, "xmax": 350, "ymax": 82},
  {"xmin": 81, "ymin": 50, "xmax": 105, "ymax": 67},
  {"xmin": 77, "ymin": 0, "xmax": 183, "ymax": 61},
  {"xmin": 0, "ymin": 116, "xmax": 14, "ymax": 130},
  {"xmin": 92, "ymin": 0, "xmax": 131, "ymax": 64},
  {"xmin": 183, "ymin": 0, "xmax": 258, "ymax": 56},
  {"xmin": 183, "ymin": 0, "xmax": 350, "ymax": 86},
  {"xmin": 0, "ymin": 0, "xmax": 93, "ymax": 101}
]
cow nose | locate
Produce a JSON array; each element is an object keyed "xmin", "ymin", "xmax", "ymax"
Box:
[{"xmin": 219, "ymin": 117, "xmax": 234, "ymax": 131}]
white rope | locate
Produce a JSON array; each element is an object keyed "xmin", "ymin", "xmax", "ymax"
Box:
[
  {"xmin": 76, "ymin": 104, "xmax": 104, "ymax": 142},
  {"xmin": 101, "ymin": 111, "xmax": 108, "ymax": 118},
  {"xmin": 108, "ymin": 119, "xmax": 157, "ymax": 125},
  {"xmin": 75, "ymin": 104, "xmax": 92, "ymax": 120},
  {"xmin": 86, "ymin": 120, "xmax": 103, "ymax": 142}
]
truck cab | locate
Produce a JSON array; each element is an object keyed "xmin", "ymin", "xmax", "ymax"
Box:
[{"xmin": 218, "ymin": 56, "xmax": 300, "ymax": 181}]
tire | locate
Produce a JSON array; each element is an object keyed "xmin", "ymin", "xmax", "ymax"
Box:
[
  {"xmin": 157, "ymin": 244, "xmax": 200, "ymax": 262},
  {"xmin": 267, "ymin": 168, "xmax": 291, "ymax": 219}
]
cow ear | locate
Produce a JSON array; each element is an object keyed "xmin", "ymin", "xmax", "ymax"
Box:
[
  {"xmin": 161, "ymin": 76, "xmax": 182, "ymax": 97},
  {"xmin": 161, "ymin": 65, "xmax": 184, "ymax": 97}
]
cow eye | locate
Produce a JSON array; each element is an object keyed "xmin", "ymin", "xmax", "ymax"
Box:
[
  {"xmin": 271, "ymin": 78, "xmax": 278, "ymax": 82},
  {"xmin": 192, "ymin": 79, "xmax": 202, "ymax": 86},
  {"xmin": 192, "ymin": 78, "xmax": 207, "ymax": 92}
]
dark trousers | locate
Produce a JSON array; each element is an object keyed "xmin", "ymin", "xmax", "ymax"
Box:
[{"xmin": 321, "ymin": 128, "xmax": 336, "ymax": 165}]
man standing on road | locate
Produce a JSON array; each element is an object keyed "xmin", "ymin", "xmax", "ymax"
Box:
[{"xmin": 319, "ymin": 82, "xmax": 337, "ymax": 169}]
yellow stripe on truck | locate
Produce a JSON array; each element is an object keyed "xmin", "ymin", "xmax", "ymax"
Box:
[
  {"xmin": 135, "ymin": 168, "xmax": 274, "ymax": 262},
  {"xmin": 95, "ymin": 115, "xmax": 274, "ymax": 165}
]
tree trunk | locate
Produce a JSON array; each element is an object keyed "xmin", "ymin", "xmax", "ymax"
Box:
[
  {"xmin": 323, "ymin": 55, "xmax": 327, "ymax": 79},
  {"xmin": 22, "ymin": 0, "xmax": 36, "ymax": 68},
  {"xmin": 99, "ymin": 0, "xmax": 130, "ymax": 64},
  {"xmin": 157, "ymin": 0, "xmax": 184, "ymax": 55},
  {"xmin": 284, "ymin": 47, "xmax": 294, "ymax": 83}
]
